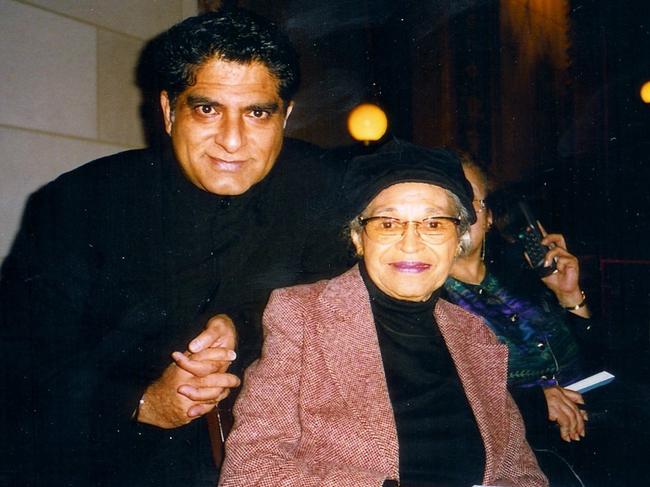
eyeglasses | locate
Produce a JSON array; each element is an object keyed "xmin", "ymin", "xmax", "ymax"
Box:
[
  {"xmin": 473, "ymin": 199, "xmax": 486, "ymax": 214},
  {"xmin": 358, "ymin": 216, "xmax": 460, "ymax": 244}
]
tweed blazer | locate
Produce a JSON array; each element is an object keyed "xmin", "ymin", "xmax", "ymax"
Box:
[{"xmin": 219, "ymin": 265, "xmax": 547, "ymax": 487}]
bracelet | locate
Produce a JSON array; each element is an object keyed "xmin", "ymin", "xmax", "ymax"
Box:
[
  {"xmin": 563, "ymin": 290, "xmax": 587, "ymax": 310},
  {"xmin": 131, "ymin": 398, "xmax": 145, "ymax": 421}
]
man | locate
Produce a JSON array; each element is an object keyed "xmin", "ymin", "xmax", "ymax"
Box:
[{"xmin": 0, "ymin": 8, "xmax": 349, "ymax": 486}]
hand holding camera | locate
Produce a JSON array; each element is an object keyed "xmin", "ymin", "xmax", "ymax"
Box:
[{"xmin": 499, "ymin": 200, "xmax": 588, "ymax": 316}]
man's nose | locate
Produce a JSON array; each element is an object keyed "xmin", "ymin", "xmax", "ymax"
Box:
[{"xmin": 215, "ymin": 114, "xmax": 244, "ymax": 153}]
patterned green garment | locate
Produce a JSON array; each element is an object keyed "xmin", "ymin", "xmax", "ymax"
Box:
[{"xmin": 444, "ymin": 272, "xmax": 584, "ymax": 388}]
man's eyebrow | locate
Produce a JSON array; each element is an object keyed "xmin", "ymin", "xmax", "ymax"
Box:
[
  {"xmin": 245, "ymin": 102, "xmax": 280, "ymax": 113},
  {"xmin": 184, "ymin": 96, "xmax": 280, "ymax": 113},
  {"xmin": 186, "ymin": 95, "xmax": 222, "ymax": 107}
]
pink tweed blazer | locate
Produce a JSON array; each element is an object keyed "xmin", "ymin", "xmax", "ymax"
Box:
[{"xmin": 219, "ymin": 266, "xmax": 547, "ymax": 487}]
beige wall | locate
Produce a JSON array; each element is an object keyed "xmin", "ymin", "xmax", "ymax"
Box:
[{"xmin": 0, "ymin": 0, "xmax": 197, "ymax": 258}]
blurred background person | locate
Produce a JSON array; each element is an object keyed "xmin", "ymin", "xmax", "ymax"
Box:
[{"xmin": 444, "ymin": 153, "xmax": 650, "ymax": 485}]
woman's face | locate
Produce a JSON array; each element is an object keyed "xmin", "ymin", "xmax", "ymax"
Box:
[
  {"xmin": 352, "ymin": 182, "xmax": 461, "ymax": 302},
  {"xmin": 463, "ymin": 164, "xmax": 492, "ymax": 257}
]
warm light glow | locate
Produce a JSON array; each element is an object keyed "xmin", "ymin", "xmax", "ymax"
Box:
[
  {"xmin": 347, "ymin": 103, "xmax": 388, "ymax": 142},
  {"xmin": 641, "ymin": 81, "xmax": 650, "ymax": 104}
]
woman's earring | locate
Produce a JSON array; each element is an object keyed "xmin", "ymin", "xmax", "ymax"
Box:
[{"xmin": 480, "ymin": 238, "xmax": 486, "ymax": 262}]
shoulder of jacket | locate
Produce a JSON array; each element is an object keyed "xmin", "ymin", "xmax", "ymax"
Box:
[
  {"xmin": 269, "ymin": 278, "xmax": 331, "ymax": 305},
  {"xmin": 41, "ymin": 148, "xmax": 156, "ymax": 193}
]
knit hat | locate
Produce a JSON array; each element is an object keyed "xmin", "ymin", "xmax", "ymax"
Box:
[{"xmin": 342, "ymin": 139, "xmax": 476, "ymax": 223}]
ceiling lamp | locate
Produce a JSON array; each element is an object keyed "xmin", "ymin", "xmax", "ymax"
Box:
[{"xmin": 347, "ymin": 103, "xmax": 388, "ymax": 144}]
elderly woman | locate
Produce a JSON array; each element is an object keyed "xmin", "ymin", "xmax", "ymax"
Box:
[{"xmin": 219, "ymin": 140, "xmax": 547, "ymax": 487}]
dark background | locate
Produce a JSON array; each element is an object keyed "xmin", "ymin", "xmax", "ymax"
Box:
[{"xmin": 199, "ymin": 1, "xmax": 650, "ymax": 376}]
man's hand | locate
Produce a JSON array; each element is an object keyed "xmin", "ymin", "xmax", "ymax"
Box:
[
  {"xmin": 186, "ymin": 313, "xmax": 238, "ymax": 356},
  {"xmin": 136, "ymin": 314, "xmax": 241, "ymax": 428},
  {"xmin": 543, "ymin": 386, "xmax": 588, "ymax": 442}
]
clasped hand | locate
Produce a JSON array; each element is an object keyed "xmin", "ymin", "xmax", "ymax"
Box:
[
  {"xmin": 137, "ymin": 314, "xmax": 241, "ymax": 428},
  {"xmin": 543, "ymin": 386, "xmax": 588, "ymax": 442}
]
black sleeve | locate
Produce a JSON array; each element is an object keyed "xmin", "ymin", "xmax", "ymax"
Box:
[
  {"xmin": 508, "ymin": 384, "xmax": 550, "ymax": 437},
  {"xmin": 0, "ymin": 182, "xmax": 212, "ymax": 485},
  {"xmin": 491, "ymin": 240, "xmax": 606, "ymax": 372},
  {"xmin": 564, "ymin": 310, "xmax": 606, "ymax": 372},
  {"xmin": 0, "ymin": 183, "xmax": 100, "ymax": 479}
]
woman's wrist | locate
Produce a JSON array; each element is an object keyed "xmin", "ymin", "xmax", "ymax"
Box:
[
  {"xmin": 560, "ymin": 289, "xmax": 592, "ymax": 318},
  {"xmin": 558, "ymin": 289, "xmax": 586, "ymax": 310}
]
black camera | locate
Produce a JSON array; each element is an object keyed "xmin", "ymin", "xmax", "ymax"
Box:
[
  {"xmin": 514, "ymin": 201, "xmax": 557, "ymax": 277},
  {"xmin": 489, "ymin": 195, "xmax": 557, "ymax": 278}
]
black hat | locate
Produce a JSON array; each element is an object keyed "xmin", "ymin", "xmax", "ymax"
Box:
[{"xmin": 342, "ymin": 139, "xmax": 476, "ymax": 224}]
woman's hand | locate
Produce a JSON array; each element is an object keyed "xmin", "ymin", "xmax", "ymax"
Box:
[
  {"xmin": 543, "ymin": 386, "xmax": 588, "ymax": 442},
  {"xmin": 539, "ymin": 233, "xmax": 579, "ymax": 298},
  {"xmin": 538, "ymin": 233, "xmax": 590, "ymax": 317}
]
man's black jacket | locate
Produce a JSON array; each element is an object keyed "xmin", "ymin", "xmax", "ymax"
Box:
[{"xmin": 0, "ymin": 139, "xmax": 352, "ymax": 486}]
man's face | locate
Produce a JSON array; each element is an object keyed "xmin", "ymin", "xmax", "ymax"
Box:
[{"xmin": 160, "ymin": 59, "xmax": 293, "ymax": 195}]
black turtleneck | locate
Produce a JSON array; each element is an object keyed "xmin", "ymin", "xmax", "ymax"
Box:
[{"xmin": 359, "ymin": 262, "xmax": 484, "ymax": 487}]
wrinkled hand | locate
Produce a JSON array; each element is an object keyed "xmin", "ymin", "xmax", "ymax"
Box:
[
  {"xmin": 543, "ymin": 386, "xmax": 587, "ymax": 442},
  {"xmin": 136, "ymin": 314, "xmax": 241, "ymax": 428}
]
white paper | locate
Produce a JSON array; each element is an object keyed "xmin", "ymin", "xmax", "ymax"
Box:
[{"xmin": 565, "ymin": 371, "xmax": 615, "ymax": 393}]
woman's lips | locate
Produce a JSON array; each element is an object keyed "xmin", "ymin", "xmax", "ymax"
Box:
[{"xmin": 389, "ymin": 261, "xmax": 431, "ymax": 273}]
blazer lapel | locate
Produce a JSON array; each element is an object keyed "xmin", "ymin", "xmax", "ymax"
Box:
[
  {"xmin": 312, "ymin": 268, "xmax": 510, "ymax": 481},
  {"xmin": 435, "ymin": 300, "xmax": 510, "ymax": 482},
  {"xmin": 315, "ymin": 265, "xmax": 399, "ymax": 475}
]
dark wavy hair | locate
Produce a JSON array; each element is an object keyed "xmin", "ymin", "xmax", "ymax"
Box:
[{"xmin": 156, "ymin": 7, "xmax": 300, "ymax": 107}]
